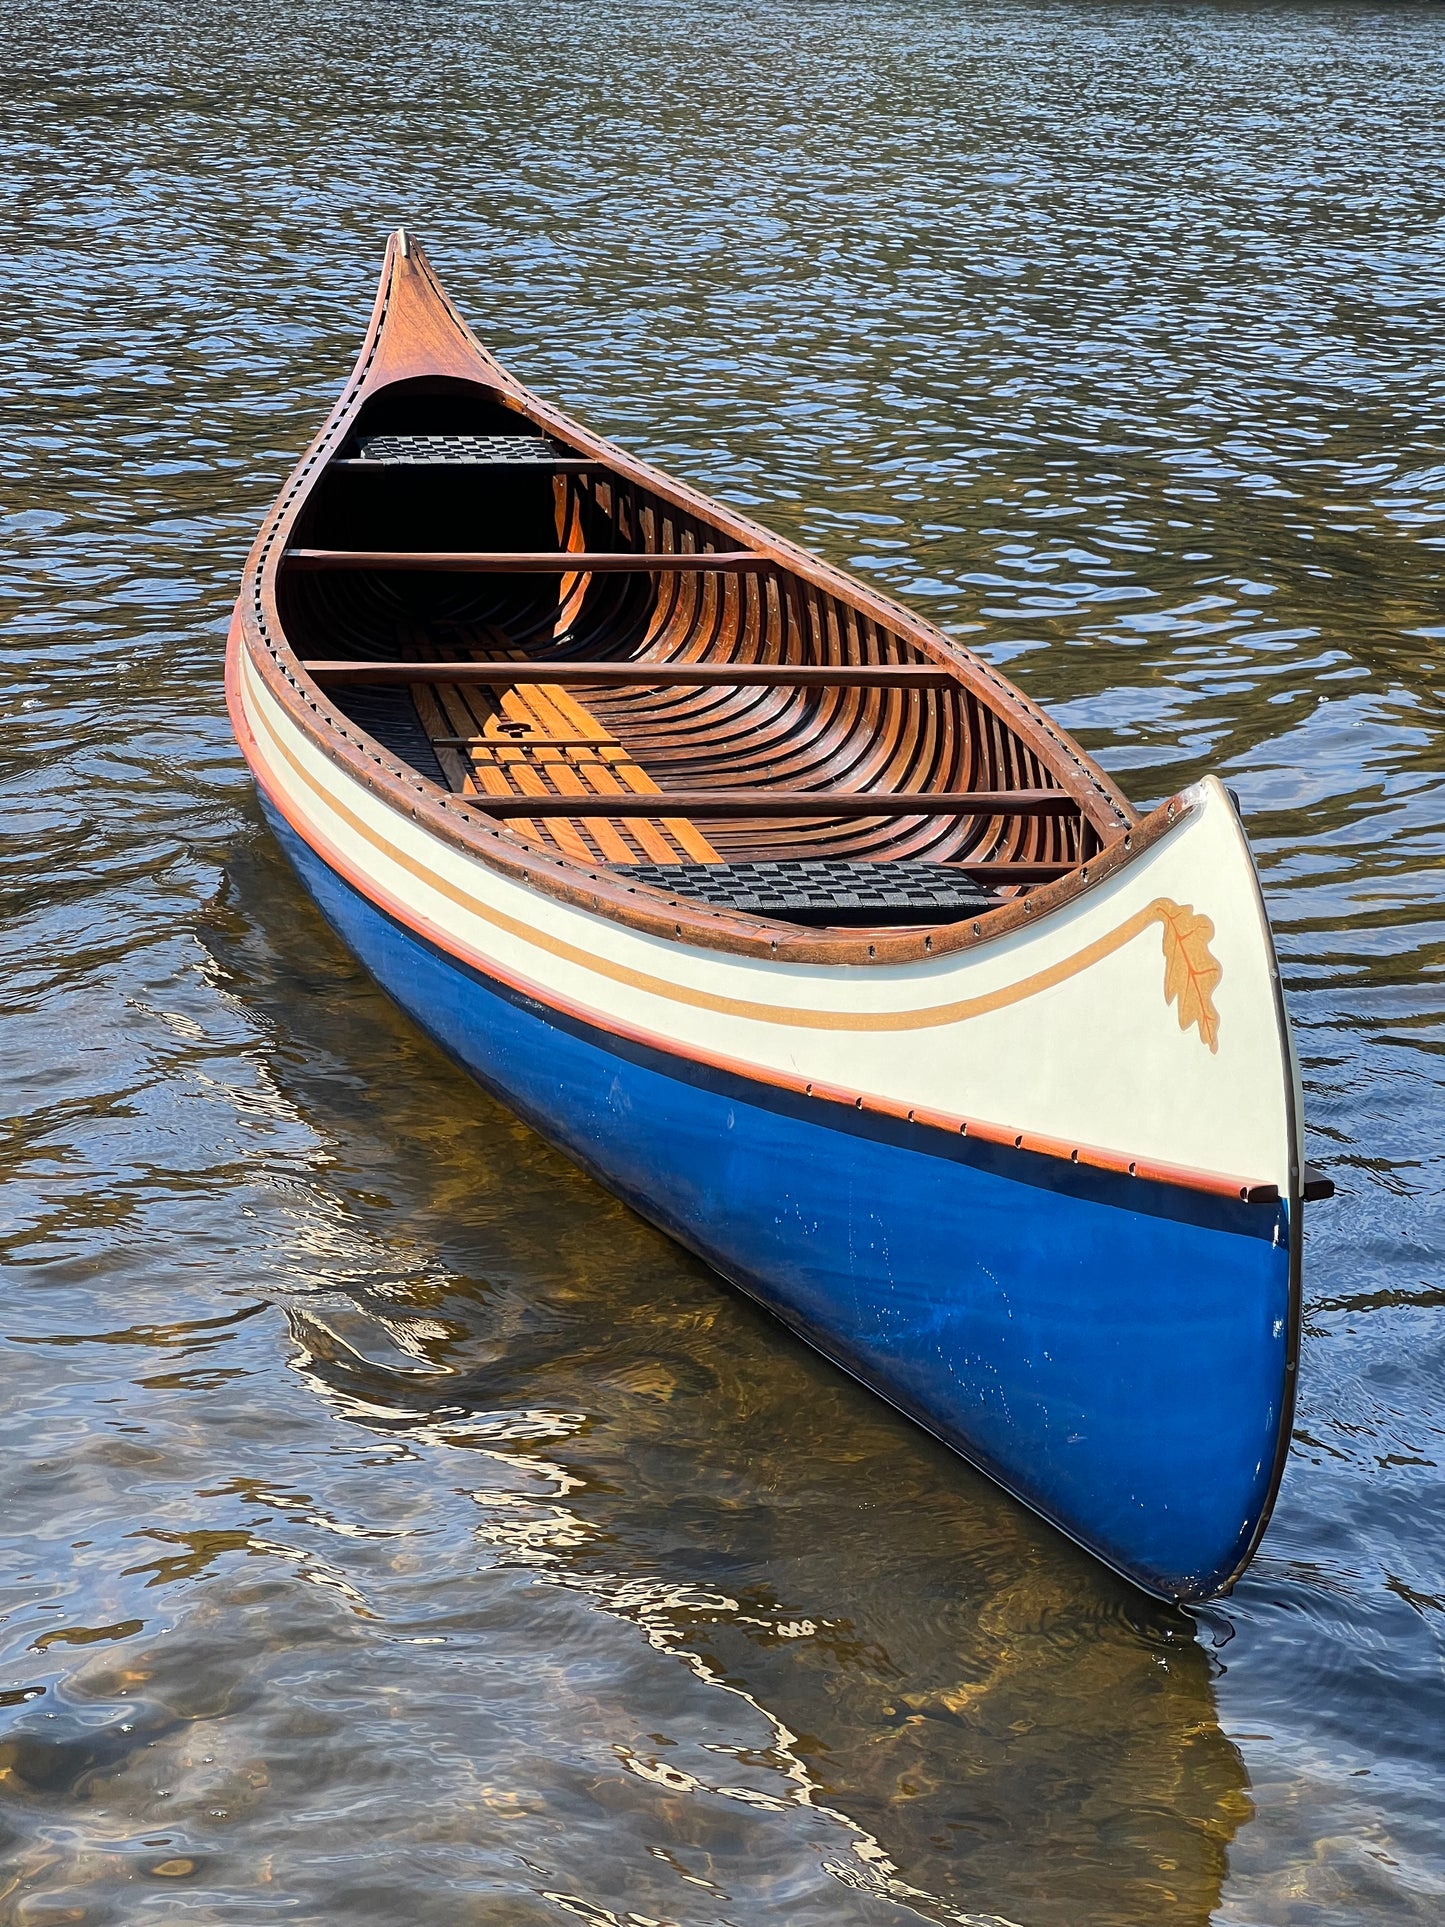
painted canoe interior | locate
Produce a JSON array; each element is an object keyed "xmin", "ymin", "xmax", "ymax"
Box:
[{"xmin": 278, "ymin": 377, "xmax": 1117, "ymax": 927}]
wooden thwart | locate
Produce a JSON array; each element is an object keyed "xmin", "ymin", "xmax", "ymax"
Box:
[
  {"xmin": 306, "ymin": 659, "xmax": 955, "ymax": 689},
  {"xmin": 330, "ymin": 457, "xmax": 599, "ymax": 471},
  {"xmin": 287, "ymin": 548, "xmax": 768, "ymax": 573},
  {"xmin": 464, "ymin": 789, "xmax": 1077, "ymax": 819},
  {"xmin": 937, "ymin": 863, "xmax": 1071, "ymax": 882}
]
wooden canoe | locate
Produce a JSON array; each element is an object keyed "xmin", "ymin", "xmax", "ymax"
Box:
[{"xmin": 228, "ymin": 231, "xmax": 1327, "ymax": 1601}]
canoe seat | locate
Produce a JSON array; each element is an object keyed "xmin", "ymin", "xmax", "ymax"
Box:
[
  {"xmin": 408, "ymin": 668, "xmax": 721, "ymax": 867},
  {"xmin": 619, "ymin": 859, "xmax": 1001, "ymax": 926}
]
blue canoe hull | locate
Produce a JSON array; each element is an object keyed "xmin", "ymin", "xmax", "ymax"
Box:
[{"xmin": 263, "ymin": 799, "xmax": 1293, "ymax": 1601}]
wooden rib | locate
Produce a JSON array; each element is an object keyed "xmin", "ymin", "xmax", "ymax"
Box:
[{"xmin": 555, "ymin": 477, "xmax": 593, "ymax": 625}]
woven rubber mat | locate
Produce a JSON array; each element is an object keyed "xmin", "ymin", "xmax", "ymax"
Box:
[
  {"xmin": 618, "ymin": 859, "xmax": 1001, "ymax": 925},
  {"xmin": 356, "ymin": 434, "xmax": 569, "ymax": 463}
]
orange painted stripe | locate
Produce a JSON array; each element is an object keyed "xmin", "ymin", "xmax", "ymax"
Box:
[{"xmin": 227, "ymin": 638, "xmax": 1274, "ymax": 1205}]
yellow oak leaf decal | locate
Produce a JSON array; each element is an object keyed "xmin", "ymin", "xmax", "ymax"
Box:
[{"xmin": 1155, "ymin": 900, "xmax": 1222, "ymax": 1052}]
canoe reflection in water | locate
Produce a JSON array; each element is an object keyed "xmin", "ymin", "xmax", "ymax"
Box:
[
  {"xmin": 187, "ymin": 842, "xmax": 1258, "ymax": 1927},
  {"xmin": 228, "ymin": 230, "xmax": 1331, "ymax": 1603}
]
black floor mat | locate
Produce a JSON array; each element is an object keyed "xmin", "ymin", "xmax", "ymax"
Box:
[
  {"xmin": 331, "ymin": 685, "xmax": 449, "ymax": 786},
  {"xmin": 616, "ymin": 859, "xmax": 1002, "ymax": 925},
  {"xmin": 355, "ymin": 434, "xmax": 565, "ymax": 464}
]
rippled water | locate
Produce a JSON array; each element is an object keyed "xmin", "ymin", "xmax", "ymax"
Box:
[{"xmin": 4, "ymin": 2, "xmax": 1444, "ymax": 1920}]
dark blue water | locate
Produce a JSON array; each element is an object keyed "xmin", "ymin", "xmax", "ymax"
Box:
[{"xmin": 3, "ymin": 2, "xmax": 1443, "ymax": 1920}]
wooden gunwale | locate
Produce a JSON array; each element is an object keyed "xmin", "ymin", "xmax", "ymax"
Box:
[{"xmin": 236, "ymin": 231, "xmax": 1172, "ymax": 966}]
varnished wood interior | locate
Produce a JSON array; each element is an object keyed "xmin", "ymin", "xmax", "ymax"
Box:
[{"xmin": 277, "ymin": 382, "xmax": 1117, "ymax": 885}]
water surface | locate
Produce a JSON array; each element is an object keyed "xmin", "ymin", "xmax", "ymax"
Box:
[{"xmin": 3, "ymin": 2, "xmax": 1444, "ymax": 1921}]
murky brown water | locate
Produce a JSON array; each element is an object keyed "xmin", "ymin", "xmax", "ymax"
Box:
[{"xmin": 4, "ymin": 2, "xmax": 1444, "ymax": 1920}]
